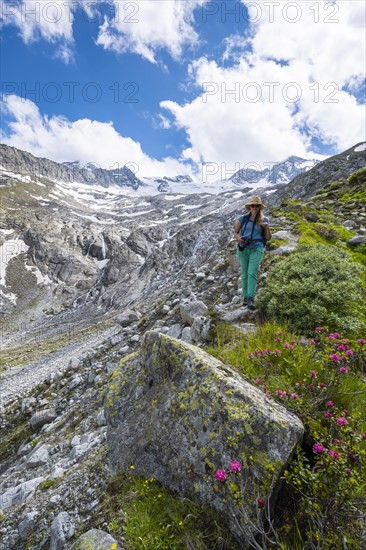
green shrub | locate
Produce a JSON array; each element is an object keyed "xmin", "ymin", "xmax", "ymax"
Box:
[{"xmin": 256, "ymin": 244, "xmax": 365, "ymax": 334}]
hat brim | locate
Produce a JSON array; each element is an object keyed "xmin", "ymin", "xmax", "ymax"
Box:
[{"xmin": 245, "ymin": 203, "xmax": 266, "ymax": 211}]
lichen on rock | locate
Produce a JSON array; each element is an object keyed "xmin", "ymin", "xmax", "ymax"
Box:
[{"xmin": 105, "ymin": 331, "xmax": 304, "ymax": 545}]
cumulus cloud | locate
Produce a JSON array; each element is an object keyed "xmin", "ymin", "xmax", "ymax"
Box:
[
  {"xmin": 161, "ymin": 0, "xmax": 365, "ymax": 179},
  {"xmin": 1, "ymin": 0, "xmax": 76, "ymax": 62},
  {"xmin": 1, "ymin": 95, "xmax": 192, "ymax": 179},
  {"xmin": 95, "ymin": 0, "xmax": 205, "ymax": 63}
]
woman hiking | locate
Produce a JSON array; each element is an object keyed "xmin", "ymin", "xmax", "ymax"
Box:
[{"xmin": 233, "ymin": 195, "xmax": 272, "ymax": 310}]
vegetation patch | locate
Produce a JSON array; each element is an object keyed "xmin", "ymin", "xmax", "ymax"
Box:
[
  {"xmin": 256, "ymin": 243, "xmax": 366, "ymax": 335},
  {"xmin": 96, "ymin": 473, "xmax": 238, "ymax": 550},
  {"xmin": 209, "ymin": 323, "xmax": 366, "ymax": 548}
]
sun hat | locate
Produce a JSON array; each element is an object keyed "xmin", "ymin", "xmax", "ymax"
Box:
[{"xmin": 244, "ymin": 195, "xmax": 266, "ymax": 211}]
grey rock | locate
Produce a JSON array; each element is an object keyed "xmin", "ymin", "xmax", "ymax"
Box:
[
  {"xmin": 18, "ymin": 511, "xmax": 38, "ymax": 540},
  {"xmin": 190, "ymin": 316, "xmax": 212, "ymax": 344},
  {"xmin": 50, "ymin": 512, "xmax": 74, "ymax": 550},
  {"xmin": 195, "ymin": 272, "xmax": 205, "ymax": 281},
  {"xmin": 117, "ymin": 308, "xmax": 141, "ymax": 327},
  {"xmin": 180, "ymin": 300, "xmax": 208, "ymax": 326},
  {"xmin": 343, "ymin": 219, "xmax": 357, "ymax": 228},
  {"xmin": 69, "ymin": 375, "xmax": 81, "ymax": 390},
  {"xmin": 71, "ymin": 528, "xmax": 122, "ymax": 550},
  {"xmin": 180, "ymin": 326, "xmax": 192, "ymax": 343},
  {"xmin": 105, "ymin": 331, "xmax": 304, "ymax": 546},
  {"xmin": 304, "ymin": 211, "xmax": 319, "ymax": 222},
  {"xmin": 167, "ymin": 324, "xmax": 183, "ymax": 339},
  {"xmin": 348, "ymin": 236, "xmax": 366, "ymax": 247},
  {"xmin": 30, "ymin": 409, "xmax": 58, "ymax": 429},
  {"xmin": 25, "ymin": 443, "xmax": 50, "ymax": 469},
  {"xmin": 0, "ymin": 477, "xmax": 44, "ymax": 509},
  {"xmin": 21, "ymin": 397, "xmax": 37, "ymax": 413},
  {"xmin": 96, "ymin": 410, "xmax": 107, "ymax": 427},
  {"xmin": 17, "ymin": 441, "xmax": 32, "ymax": 457}
]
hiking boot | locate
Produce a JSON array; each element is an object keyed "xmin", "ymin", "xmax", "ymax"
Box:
[{"xmin": 247, "ymin": 297, "xmax": 255, "ymax": 310}]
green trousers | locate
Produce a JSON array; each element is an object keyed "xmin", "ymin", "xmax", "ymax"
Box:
[{"xmin": 237, "ymin": 246, "xmax": 265, "ymax": 298}]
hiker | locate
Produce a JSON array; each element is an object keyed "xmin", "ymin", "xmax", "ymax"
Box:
[{"xmin": 233, "ymin": 195, "xmax": 272, "ymax": 310}]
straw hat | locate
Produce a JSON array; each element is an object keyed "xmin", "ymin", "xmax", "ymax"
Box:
[{"xmin": 244, "ymin": 195, "xmax": 266, "ymax": 211}]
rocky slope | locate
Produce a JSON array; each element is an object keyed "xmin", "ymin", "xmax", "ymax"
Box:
[
  {"xmin": 0, "ymin": 144, "xmax": 365, "ymax": 549},
  {"xmin": 281, "ymin": 142, "xmax": 366, "ymax": 200}
]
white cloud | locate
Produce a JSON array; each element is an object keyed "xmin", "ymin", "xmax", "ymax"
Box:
[
  {"xmin": 1, "ymin": 0, "xmax": 76, "ymax": 62},
  {"xmin": 1, "ymin": 95, "xmax": 192, "ymax": 179},
  {"xmin": 161, "ymin": 0, "xmax": 365, "ymax": 179},
  {"xmin": 96, "ymin": 0, "xmax": 204, "ymax": 63}
]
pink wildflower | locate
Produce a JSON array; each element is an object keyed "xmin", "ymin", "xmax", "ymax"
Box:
[
  {"xmin": 309, "ymin": 339, "xmax": 315, "ymax": 345},
  {"xmin": 309, "ymin": 384, "xmax": 315, "ymax": 391},
  {"xmin": 346, "ymin": 350, "xmax": 353, "ymax": 356},
  {"xmin": 315, "ymin": 327, "xmax": 324, "ymax": 332},
  {"xmin": 339, "ymin": 367, "xmax": 348, "ymax": 374},
  {"xmin": 264, "ymin": 392, "xmax": 271, "ymax": 399},
  {"xmin": 324, "ymin": 412, "xmax": 334, "ymax": 418},
  {"xmin": 256, "ymin": 498, "xmax": 266, "ymax": 508},
  {"xmin": 230, "ymin": 461, "xmax": 241, "ymax": 473},
  {"xmin": 362, "ymin": 433, "xmax": 366, "ymax": 440},
  {"xmin": 343, "ymin": 409, "xmax": 349, "ymax": 416},
  {"xmin": 313, "ymin": 443, "xmax": 326, "ymax": 453},
  {"xmin": 255, "ymin": 378, "xmax": 262, "ymax": 384},
  {"xmin": 248, "ymin": 353, "xmax": 254, "ymax": 360},
  {"xmin": 310, "ymin": 370, "xmax": 317, "ymax": 378},
  {"xmin": 318, "ymin": 382, "xmax": 327, "ymax": 388},
  {"xmin": 291, "ymin": 392, "xmax": 299, "ymax": 400},
  {"xmin": 337, "ymin": 344, "xmax": 345, "ymax": 352},
  {"xmin": 291, "ymin": 340, "xmax": 297, "ymax": 344},
  {"xmin": 337, "ymin": 417, "xmax": 348, "ymax": 426},
  {"xmin": 326, "ymin": 400, "xmax": 334, "ymax": 408},
  {"xmin": 346, "ymin": 468, "xmax": 351, "ymax": 477},
  {"xmin": 260, "ymin": 385, "xmax": 267, "ymax": 392},
  {"xmin": 357, "ymin": 338, "xmax": 365, "ymax": 345},
  {"xmin": 330, "ymin": 354, "xmax": 340, "ymax": 362},
  {"xmin": 329, "ymin": 449, "xmax": 340, "ymax": 459},
  {"xmin": 215, "ymin": 469, "xmax": 227, "ymax": 482},
  {"xmin": 276, "ymin": 331, "xmax": 284, "ymax": 336}
]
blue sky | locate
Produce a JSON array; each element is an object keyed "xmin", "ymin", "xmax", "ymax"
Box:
[{"xmin": 1, "ymin": 0, "xmax": 365, "ymax": 181}]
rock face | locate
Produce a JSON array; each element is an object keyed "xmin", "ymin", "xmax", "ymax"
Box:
[{"xmin": 105, "ymin": 331, "xmax": 304, "ymax": 545}]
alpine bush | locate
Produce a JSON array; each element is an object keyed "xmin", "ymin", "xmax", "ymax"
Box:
[{"xmin": 257, "ymin": 244, "xmax": 365, "ymax": 334}]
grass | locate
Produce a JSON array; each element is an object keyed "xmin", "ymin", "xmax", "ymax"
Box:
[{"xmin": 96, "ymin": 473, "xmax": 239, "ymax": 550}]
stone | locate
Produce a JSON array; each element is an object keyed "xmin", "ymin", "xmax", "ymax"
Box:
[
  {"xmin": 190, "ymin": 316, "xmax": 212, "ymax": 344},
  {"xmin": 18, "ymin": 511, "xmax": 38, "ymax": 540},
  {"xmin": 343, "ymin": 219, "xmax": 357, "ymax": 229},
  {"xmin": 70, "ymin": 375, "xmax": 81, "ymax": 390},
  {"xmin": 105, "ymin": 331, "xmax": 304, "ymax": 547},
  {"xmin": 180, "ymin": 300, "xmax": 208, "ymax": 326},
  {"xmin": 50, "ymin": 512, "xmax": 74, "ymax": 550},
  {"xmin": 348, "ymin": 236, "xmax": 366, "ymax": 247},
  {"xmin": 117, "ymin": 308, "xmax": 141, "ymax": 327},
  {"xmin": 0, "ymin": 477, "xmax": 44, "ymax": 509},
  {"xmin": 25, "ymin": 443, "xmax": 50, "ymax": 469},
  {"xmin": 304, "ymin": 212, "xmax": 319, "ymax": 222},
  {"xmin": 180, "ymin": 326, "xmax": 192, "ymax": 343},
  {"xmin": 96, "ymin": 410, "xmax": 107, "ymax": 427},
  {"xmin": 195, "ymin": 272, "xmax": 205, "ymax": 281},
  {"xmin": 167, "ymin": 324, "xmax": 183, "ymax": 339},
  {"xmin": 30, "ymin": 409, "xmax": 58, "ymax": 429},
  {"xmin": 71, "ymin": 528, "xmax": 122, "ymax": 550}
]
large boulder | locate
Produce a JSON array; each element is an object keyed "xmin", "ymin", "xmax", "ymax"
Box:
[{"xmin": 105, "ymin": 331, "xmax": 304, "ymax": 546}]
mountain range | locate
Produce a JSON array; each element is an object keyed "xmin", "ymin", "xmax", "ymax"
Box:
[{"xmin": 1, "ymin": 143, "xmax": 320, "ymax": 194}]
